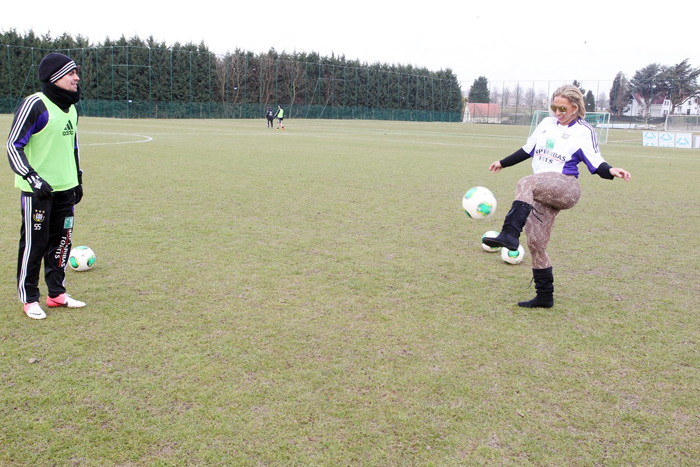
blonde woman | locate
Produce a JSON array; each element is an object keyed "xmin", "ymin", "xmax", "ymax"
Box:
[{"xmin": 484, "ymin": 84, "xmax": 631, "ymax": 308}]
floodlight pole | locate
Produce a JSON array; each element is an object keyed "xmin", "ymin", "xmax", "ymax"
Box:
[
  {"xmin": 147, "ymin": 45, "xmax": 152, "ymax": 118},
  {"xmin": 126, "ymin": 46, "xmax": 129, "ymax": 119},
  {"xmin": 189, "ymin": 51, "xmax": 193, "ymax": 117},
  {"xmin": 6, "ymin": 45, "xmax": 12, "ymax": 104}
]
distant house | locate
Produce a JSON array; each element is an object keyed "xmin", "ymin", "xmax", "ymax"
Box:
[
  {"xmin": 463, "ymin": 103, "xmax": 501, "ymax": 123},
  {"xmin": 672, "ymin": 93, "xmax": 700, "ymax": 115},
  {"xmin": 624, "ymin": 93, "xmax": 671, "ymax": 118}
]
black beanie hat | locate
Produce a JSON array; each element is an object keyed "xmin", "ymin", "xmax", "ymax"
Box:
[{"xmin": 39, "ymin": 53, "xmax": 77, "ymax": 83}]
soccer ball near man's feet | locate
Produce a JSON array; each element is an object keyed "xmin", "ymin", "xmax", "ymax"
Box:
[{"xmin": 69, "ymin": 246, "xmax": 95, "ymax": 271}]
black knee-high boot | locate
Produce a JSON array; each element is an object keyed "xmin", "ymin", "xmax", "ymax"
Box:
[
  {"xmin": 483, "ymin": 200, "xmax": 534, "ymax": 251},
  {"xmin": 518, "ymin": 267, "xmax": 554, "ymax": 308}
]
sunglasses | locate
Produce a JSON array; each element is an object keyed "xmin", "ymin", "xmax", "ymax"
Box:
[{"xmin": 550, "ymin": 105, "xmax": 569, "ymax": 113}]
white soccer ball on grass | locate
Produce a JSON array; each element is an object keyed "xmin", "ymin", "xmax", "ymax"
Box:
[
  {"xmin": 500, "ymin": 245, "xmax": 525, "ymax": 265},
  {"xmin": 481, "ymin": 231, "xmax": 500, "ymax": 252},
  {"xmin": 69, "ymin": 246, "xmax": 95, "ymax": 271}
]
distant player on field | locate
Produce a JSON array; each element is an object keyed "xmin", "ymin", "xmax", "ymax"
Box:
[
  {"xmin": 6, "ymin": 52, "xmax": 87, "ymax": 319},
  {"xmin": 266, "ymin": 107, "xmax": 274, "ymax": 128},
  {"xmin": 274, "ymin": 105, "xmax": 285, "ymax": 130},
  {"xmin": 484, "ymin": 84, "xmax": 631, "ymax": 309}
]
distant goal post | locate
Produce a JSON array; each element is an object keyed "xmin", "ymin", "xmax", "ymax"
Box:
[
  {"xmin": 664, "ymin": 114, "xmax": 700, "ymax": 132},
  {"xmin": 529, "ymin": 110, "xmax": 610, "ymax": 144}
]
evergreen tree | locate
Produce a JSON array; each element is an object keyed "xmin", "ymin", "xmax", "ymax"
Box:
[
  {"xmin": 1, "ymin": 29, "xmax": 463, "ymax": 120},
  {"xmin": 584, "ymin": 90, "xmax": 595, "ymax": 112},
  {"xmin": 660, "ymin": 59, "xmax": 700, "ymax": 114},
  {"xmin": 630, "ymin": 63, "xmax": 667, "ymax": 120},
  {"xmin": 609, "ymin": 72, "xmax": 631, "ymax": 115},
  {"xmin": 468, "ymin": 76, "xmax": 490, "ymax": 103}
]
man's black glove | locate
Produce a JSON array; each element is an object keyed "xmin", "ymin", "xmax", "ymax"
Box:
[
  {"xmin": 25, "ymin": 172, "xmax": 53, "ymax": 200},
  {"xmin": 74, "ymin": 185, "xmax": 83, "ymax": 204},
  {"xmin": 74, "ymin": 171, "xmax": 83, "ymax": 204}
]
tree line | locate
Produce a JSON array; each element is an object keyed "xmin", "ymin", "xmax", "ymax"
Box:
[
  {"xmin": 0, "ymin": 29, "xmax": 463, "ymax": 121},
  {"xmin": 467, "ymin": 59, "xmax": 700, "ymax": 119},
  {"xmin": 609, "ymin": 60, "xmax": 700, "ymax": 117},
  {"xmin": 467, "ymin": 77, "xmax": 603, "ymax": 115}
]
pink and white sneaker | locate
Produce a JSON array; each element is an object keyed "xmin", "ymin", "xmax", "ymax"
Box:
[
  {"xmin": 23, "ymin": 302, "xmax": 47, "ymax": 320},
  {"xmin": 46, "ymin": 294, "xmax": 86, "ymax": 308}
]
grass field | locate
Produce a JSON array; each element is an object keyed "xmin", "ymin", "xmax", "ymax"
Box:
[{"xmin": 1, "ymin": 115, "xmax": 699, "ymax": 466}]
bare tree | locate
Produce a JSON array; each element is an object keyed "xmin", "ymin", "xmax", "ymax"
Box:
[
  {"xmin": 490, "ymin": 87, "xmax": 501, "ymax": 105},
  {"xmin": 523, "ymin": 87, "xmax": 536, "ymax": 110},
  {"xmin": 513, "ymin": 83, "xmax": 525, "ymax": 109},
  {"xmin": 280, "ymin": 59, "xmax": 307, "ymax": 114},
  {"xmin": 213, "ymin": 54, "xmax": 229, "ymax": 105},
  {"xmin": 596, "ymin": 91, "xmax": 608, "ymax": 111},
  {"xmin": 258, "ymin": 57, "xmax": 276, "ymax": 108},
  {"xmin": 502, "ymin": 87, "xmax": 512, "ymax": 107}
]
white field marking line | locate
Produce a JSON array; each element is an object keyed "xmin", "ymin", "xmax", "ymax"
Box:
[
  {"xmin": 244, "ymin": 131, "xmax": 512, "ymax": 148},
  {"xmin": 83, "ymin": 118, "xmax": 518, "ymax": 140},
  {"xmin": 82, "ymin": 132, "xmax": 153, "ymax": 146},
  {"xmin": 166, "ymin": 130, "xmax": 524, "ymax": 150},
  {"xmin": 86, "ymin": 129, "xmax": 514, "ymax": 147},
  {"xmin": 81, "ymin": 117, "xmax": 519, "ymax": 142}
]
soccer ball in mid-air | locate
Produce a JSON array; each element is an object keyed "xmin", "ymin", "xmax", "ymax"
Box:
[
  {"xmin": 501, "ymin": 245, "xmax": 524, "ymax": 265},
  {"xmin": 481, "ymin": 231, "xmax": 500, "ymax": 252},
  {"xmin": 463, "ymin": 186, "xmax": 497, "ymax": 220},
  {"xmin": 69, "ymin": 246, "xmax": 95, "ymax": 271}
]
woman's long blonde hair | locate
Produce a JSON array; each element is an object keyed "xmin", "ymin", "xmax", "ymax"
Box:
[{"xmin": 553, "ymin": 84, "xmax": 586, "ymax": 119}]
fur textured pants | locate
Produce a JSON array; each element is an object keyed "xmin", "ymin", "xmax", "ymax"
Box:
[{"xmin": 514, "ymin": 172, "xmax": 580, "ymax": 269}]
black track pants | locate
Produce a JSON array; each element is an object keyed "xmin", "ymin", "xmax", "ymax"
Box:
[{"xmin": 17, "ymin": 190, "xmax": 76, "ymax": 304}]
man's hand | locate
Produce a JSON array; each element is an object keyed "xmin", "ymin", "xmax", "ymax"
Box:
[
  {"xmin": 25, "ymin": 172, "xmax": 53, "ymax": 200},
  {"xmin": 74, "ymin": 170, "xmax": 83, "ymax": 204},
  {"xmin": 74, "ymin": 185, "xmax": 83, "ymax": 204}
]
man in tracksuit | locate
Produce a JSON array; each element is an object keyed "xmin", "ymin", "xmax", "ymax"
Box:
[
  {"xmin": 266, "ymin": 107, "xmax": 274, "ymax": 128},
  {"xmin": 6, "ymin": 52, "xmax": 86, "ymax": 319}
]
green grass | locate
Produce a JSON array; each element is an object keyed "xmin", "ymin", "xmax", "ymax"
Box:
[{"xmin": 1, "ymin": 116, "xmax": 699, "ymax": 465}]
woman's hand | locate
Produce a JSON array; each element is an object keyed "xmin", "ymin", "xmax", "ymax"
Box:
[
  {"xmin": 489, "ymin": 161, "xmax": 503, "ymax": 173},
  {"xmin": 610, "ymin": 167, "xmax": 631, "ymax": 182}
]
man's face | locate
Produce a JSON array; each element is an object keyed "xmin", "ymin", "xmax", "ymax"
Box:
[{"xmin": 54, "ymin": 69, "xmax": 80, "ymax": 92}]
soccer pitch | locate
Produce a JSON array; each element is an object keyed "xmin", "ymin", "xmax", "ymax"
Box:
[{"xmin": 1, "ymin": 116, "xmax": 699, "ymax": 465}]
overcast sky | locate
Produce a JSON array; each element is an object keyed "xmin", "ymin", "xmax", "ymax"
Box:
[{"xmin": 4, "ymin": 0, "xmax": 699, "ymax": 93}]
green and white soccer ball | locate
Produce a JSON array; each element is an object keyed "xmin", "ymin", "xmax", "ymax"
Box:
[
  {"xmin": 501, "ymin": 245, "xmax": 524, "ymax": 265},
  {"xmin": 481, "ymin": 231, "xmax": 500, "ymax": 252},
  {"xmin": 463, "ymin": 186, "xmax": 497, "ymax": 220},
  {"xmin": 69, "ymin": 246, "xmax": 95, "ymax": 271}
]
